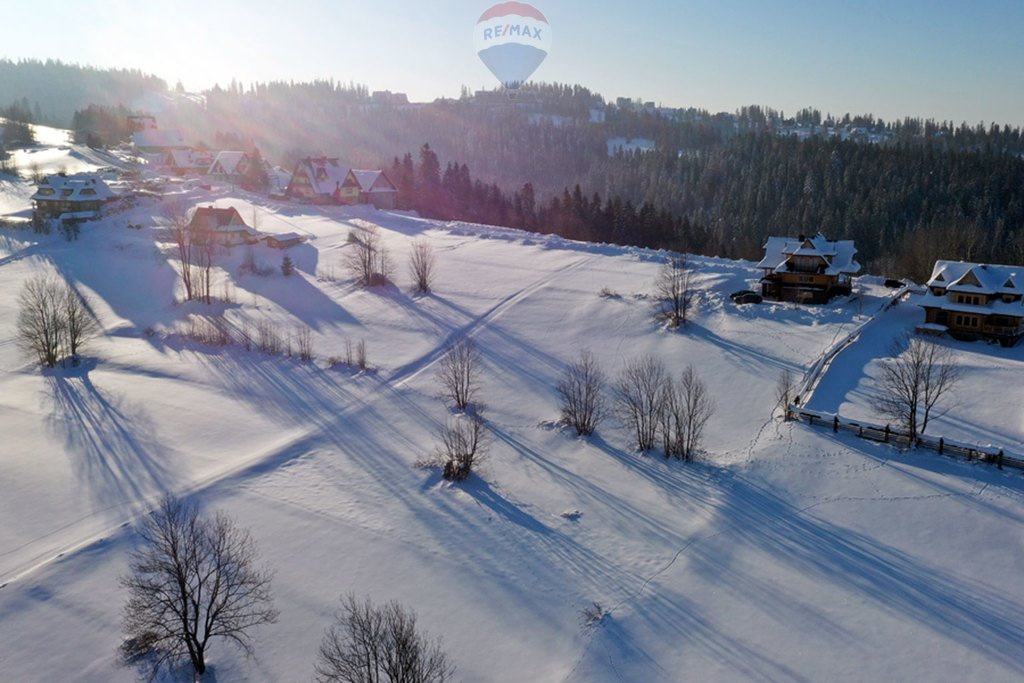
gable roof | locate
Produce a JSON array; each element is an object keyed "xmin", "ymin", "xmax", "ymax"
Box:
[
  {"xmin": 757, "ymin": 232, "xmax": 859, "ymax": 276},
  {"xmin": 188, "ymin": 206, "xmax": 250, "ymax": 232},
  {"xmin": 348, "ymin": 169, "xmax": 397, "ymax": 193},
  {"xmin": 926, "ymin": 260, "xmax": 1022, "ymax": 295},
  {"xmin": 31, "ymin": 173, "xmax": 114, "ymax": 202},
  {"xmin": 209, "ymin": 151, "xmax": 249, "ymax": 176},
  {"xmin": 290, "ymin": 157, "xmax": 349, "ymax": 196}
]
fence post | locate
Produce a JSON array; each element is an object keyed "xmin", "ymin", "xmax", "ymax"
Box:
[
  {"xmin": 885, "ymin": 425, "xmax": 890, "ymax": 443},
  {"xmin": 939, "ymin": 437, "xmax": 944, "ymax": 455},
  {"xmin": 968, "ymin": 448, "xmax": 974, "ymax": 461},
  {"xmin": 809, "ymin": 413, "xmax": 815, "ymax": 427},
  {"xmin": 859, "ymin": 425, "xmax": 863, "ymax": 437},
  {"xmin": 999, "ymin": 449, "xmax": 1004, "ymax": 470},
  {"xmin": 833, "ymin": 416, "xmax": 839, "ymax": 433}
]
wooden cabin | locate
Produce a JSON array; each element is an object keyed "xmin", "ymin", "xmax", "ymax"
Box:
[
  {"xmin": 187, "ymin": 206, "xmax": 260, "ymax": 246},
  {"xmin": 919, "ymin": 261, "xmax": 1024, "ymax": 346},
  {"xmin": 31, "ymin": 173, "xmax": 114, "ymax": 220},
  {"xmin": 757, "ymin": 233, "xmax": 860, "ymax": 304}
]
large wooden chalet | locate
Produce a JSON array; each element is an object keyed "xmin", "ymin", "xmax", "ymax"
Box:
[
  {"xmin": 919, "ymin": 261, "xmax": 1024, "ymax": 347},
  {"xmin": 31, "ymin": 173, "xmax": 114, "ymax": 221},
  {"xmin": 757, "ymin": 233, "xmax": 860, "ymax": 303},
  {"xmin": 285, "ymin": 157, "xmax": 397, "ymax": 208}
]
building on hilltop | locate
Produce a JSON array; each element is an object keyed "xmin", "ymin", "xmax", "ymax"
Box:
[
  {"xmin": 31, "ymin": 173, "xmax": 115, "ymax": 222},
  {"xmin": 919, "ymin": 261, "xmax": 1024, "ymax": 346},
  {"xmin": 757, "ymin": 232, "xmax": 860, "ymax": 303}
]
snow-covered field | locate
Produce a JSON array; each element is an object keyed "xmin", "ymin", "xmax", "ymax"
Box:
[
  {"xmin": 1, "ymin": 160, "xmax": 1023, "ymax": 681},
  {"xmin": 807, "ymin": 297, "xmax": 1024, "ymax": 452}
]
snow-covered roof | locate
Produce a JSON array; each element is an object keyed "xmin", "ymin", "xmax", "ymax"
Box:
[
  {"xmin": 757, "ymin": 233, "xmax": 859, "ymax": 276},
  {"xmin": 926, "ymin": 260, "xmax": 1022, "ymax": 295},
  {"xmin": 266, "ymin": 232, "xmax": 304, "ymax": 242},
  {"xmin": 292, "ymin": 157, "xmax": 350, "ymax": 196},
  {"xmin": 348, "ymin": 170, "xmax": 397, "ymax": 193},
  {"xmin": 166, "ymin": 149, "xmax": 214, "ymax": 169},
  {"xmin": 187, "ymin": 206, "xmax": 254, "ymax": 234},
  {"xmin": 209, "ymin": 151, "xmax": 248, "ymax": 176},
  {"xmin": 131, "ymin": 129, "xmax": 187, "ymax": 150},
  {"xmin": 31, "ymin": 174, "xmax": 115, "ymax": 202}
]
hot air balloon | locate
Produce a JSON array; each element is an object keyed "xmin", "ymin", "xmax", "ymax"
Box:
[{"xmin": 474, "ymin": 2, "xmax": 551, "ymax": 95}]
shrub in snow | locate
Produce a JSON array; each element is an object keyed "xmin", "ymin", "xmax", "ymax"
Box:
[
  {"xmin": 408, "ymin": 239, "xmax": 436, "ymax": 293},
  {"xmin": 556, "ymin": 349, "xmax": 607, "ymax": 436},
  {"xmin": 295, "ymin": 325, "xmax": 314, "ymax": 362},
  {"xmin": 346, "ymin": 225, "xmax": 393, "ymax": 287},
  {"xmin": 654, "ymin": 254, "xmax": 695, "ymax": 328},
  {"xmin": 614, "ymin": 355, "xmax": 668, "ymax": 452},
  {"xmin": 659, "ymin": 365, "xmax": 715, "ymax": 461},
  {"xmin": 436, "ymin": 338, "xmax": 481, "ymax": 411},
  {"xmin": 437, "ymin": 415, "xmax": 487, "ymax": 482},
  {"xmin": 315, "ymin": 594, "xmax": 453, "ymax": 683}
]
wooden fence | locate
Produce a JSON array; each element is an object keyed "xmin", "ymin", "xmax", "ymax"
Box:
[{"xmin": 787, "ymin": 406, "xmax": 1024, "ymax": 472}]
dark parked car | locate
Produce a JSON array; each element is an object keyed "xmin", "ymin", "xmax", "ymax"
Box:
[{"xmin": 730, "ymin": 290, "xmax": 763, "ymax": 304}]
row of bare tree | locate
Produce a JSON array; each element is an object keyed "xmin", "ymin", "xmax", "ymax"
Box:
[
  {"xmin": 17, "ymin": 275, "xmax": 97, "ymax": 367},
  {"xmin": 558, "ymin": 351, "xmax": 716, "ymax": 460}
]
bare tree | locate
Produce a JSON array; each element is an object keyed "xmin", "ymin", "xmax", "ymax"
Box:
[
  {"xmin": 167, "ymin": 203, "xmax": 198, "ymax": 302},
  {"xmin": 408, "ymin": 240, "xmax": 437, "ymax": 293},
  {"xmin": 614, "ymin": 355, "xmax": 669, "ymax": 452},
  {"xmin": 315, "ymin": 594, "xmax": 454, "ymax": 683},
  {"xmin": 296, "ymin": 325, "xmax": 314, "ymax": 362},
  {"xmin": 660, "ymin": 365, "xmax": 715, "ymax": 460},
  {"xmin": 346, "ymin": 226, "xmax": 393, "ymax": 287},
  {"xmin": 775, "ymin": 368, "xmax": 796, "ymax": 419},
  {"xmin": 556, "ymin": 349, "xmax": 606, "ymax": 436},
  {"xmin": 17, "ymin": 275, "xmax": 66, "ymax": 367},
  {"xmin": 654, "ymin": 255, "xmax": 695, "ymax": 328},
  {"xmin": 119, "ymin": 495, "xmax": 278, "ymax": 680},
  {"xmin": 873, "ymin": 333, "xmax": 963, "ymax": 440},
  {"xmin": 436, "ymin": 338, "xmax": 482, "ymax": 411},
  {"xmin": 437, "ymin": 415, "xmax": 487, "ymax": 481},
  {"xmin": 194, "ymin": 229, "xmax": 216, "ymax": 305}
]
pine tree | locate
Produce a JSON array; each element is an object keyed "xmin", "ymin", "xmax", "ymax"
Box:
[{"xmin": 281, "ymin": 255, "xmax": 295, "ymax": 276}]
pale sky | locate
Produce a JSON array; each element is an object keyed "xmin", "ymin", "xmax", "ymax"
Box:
[{"xmin": 6, "ymin": 0, "xmax": 1024, "ymax": 125}]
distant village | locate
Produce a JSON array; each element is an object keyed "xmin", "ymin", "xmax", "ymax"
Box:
[{"xmin": 22, "ymin": 111, "xmax": 1024, "ymax": 350}]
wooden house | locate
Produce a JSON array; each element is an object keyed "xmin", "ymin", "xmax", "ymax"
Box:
[
  {"xmin": 285, "ymin": 157, "xmax": 350, "ymax": 204},
  {"xmin": 919, "ymin": 261, "xmax": 1024, "ymax": 346},
  {"xmin": 164, "ymin": 149, "xmax": 215, "ymax": 176},
  {"xmin": 207, "ymin": 151, "xmax": 250, "ymax": 183},
  {"xmin": 31, "ymin": 173, "xmax": 114, "ymax": 220},
  {"xmin": 345, "ymin": 170, "xmax": 398, "ymax": 209},
  {"xmin": 187, "ymin": 206, "xmax": 260, "ymax": 247},
  {"xmin": 757, "ymin": 233, "xmax": 860, "ymax": 303}
]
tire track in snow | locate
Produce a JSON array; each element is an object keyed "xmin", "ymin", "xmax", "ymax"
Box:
[{"xmin": 0, "ymin": 253, "xmax": 595, "ymax": 587}]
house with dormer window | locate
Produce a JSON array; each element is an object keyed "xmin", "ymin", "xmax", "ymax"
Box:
[
  {"xmin": 285, "ymin": 157, "xmax": 350, "ymax": 204},
  {"xmin": 757, "ymin": 233, "xmax": 860, "ymax": 303},
  {"xmin": 31, "ymin": 173, "xmax": 115, "ymax": 220},
  {"xmin": 919, "ymin": 261, "xmax": 1024, "ymax": 346}
]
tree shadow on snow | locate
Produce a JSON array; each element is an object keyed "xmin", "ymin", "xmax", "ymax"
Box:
[{"xmin": 45, "ymin": 362, "xmax": 177, "ymax": 511}]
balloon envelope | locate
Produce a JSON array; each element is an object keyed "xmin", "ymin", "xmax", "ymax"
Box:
[{"xmin": 474, "ymin": 2, "xmax": 551, "ymax": 90}]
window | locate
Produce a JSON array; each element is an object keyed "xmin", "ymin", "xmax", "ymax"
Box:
[{"xmin": 954, "ymin": 314, "xmax": 980, "ymax": 328}]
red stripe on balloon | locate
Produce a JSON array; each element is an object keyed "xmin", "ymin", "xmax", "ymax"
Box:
[{"xmin": 477, "ymin": 2, "xmax": 548, "ymax": 23}]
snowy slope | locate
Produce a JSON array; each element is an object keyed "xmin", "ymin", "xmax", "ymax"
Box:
[{"xmin": 0, "ymin": 184, "xmax": 1022, "ymax": 682}]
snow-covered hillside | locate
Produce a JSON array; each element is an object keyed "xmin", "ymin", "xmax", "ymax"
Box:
[{"xmin": 1, "ymin": 160, "xmax": 1023, "ymax": 681}]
